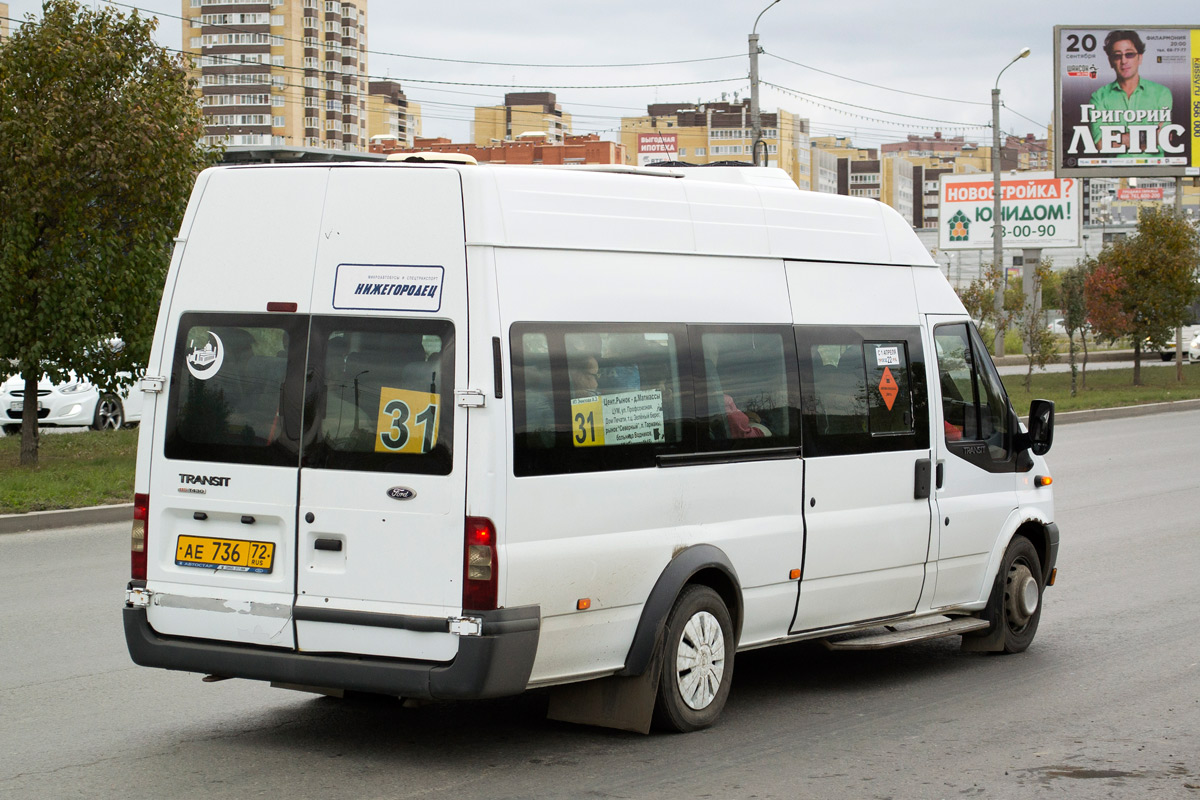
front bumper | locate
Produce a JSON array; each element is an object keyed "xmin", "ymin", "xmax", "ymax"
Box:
[
  {"xmin": 3, "ymin": 392, "xmax": 97, "ymax": 426},
  {"xmin": 123, "ymin": 603, "xmax": 540, "ymax": 700},
  {"xmin": 1045, "ymin": 522, "xmax": 1060, "ymax": 584}
]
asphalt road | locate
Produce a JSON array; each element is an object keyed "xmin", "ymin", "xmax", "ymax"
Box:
[{"xmin": 1, "ymin": 411, "xmax": 1198, "ymax": 799}]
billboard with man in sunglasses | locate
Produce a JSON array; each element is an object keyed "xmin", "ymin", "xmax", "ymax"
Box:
[{"xmin": 1054, "ymin": 26, "xmax": 1198, "ymax": 177}]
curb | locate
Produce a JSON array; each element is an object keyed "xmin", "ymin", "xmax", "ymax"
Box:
[
  {"xmin": 1051, "ymin": 397, "xmax": 1200, "ymax": 425},
  {"xmin": 3, "ymin": 398, "xmax": 1200, "ymax": 535},
  {"xmin": 0, "ymin": 503, "xmax": 133, "ymax": 535}
]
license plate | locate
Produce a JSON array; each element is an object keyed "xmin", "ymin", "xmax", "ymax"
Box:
[{"xmin": 175, "ymin": 535, "xmax": 275, "ymax": 574}]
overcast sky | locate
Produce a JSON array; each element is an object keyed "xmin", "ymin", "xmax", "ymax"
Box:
[{"xmin": 4, "ymin": 1, "xmax": 1195, "ymax": 149}]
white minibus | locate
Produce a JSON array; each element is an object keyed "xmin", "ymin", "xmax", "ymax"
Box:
[{"xmin": 124, "ymin": 160, "xmax": 1058, "ymax": 732}]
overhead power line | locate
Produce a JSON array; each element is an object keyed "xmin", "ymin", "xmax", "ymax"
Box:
[
  {"xmin": 107, "ymin": 2, "xmax": 745, "ymax": 71},
  {"xmin": 761, "ymin": 80, "xmax": 986, "ymax": 129},
  {"xmin": 396, "ymin": 76, "xmax": 744, "ymax": 91},
  {"xmin": 763, "ymin": 51, "xmax": 991, "ymax": 107}
]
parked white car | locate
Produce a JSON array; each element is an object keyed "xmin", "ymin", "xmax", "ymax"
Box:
[
  {"xmin": 1151, "ymin": 327, "xmax": 1200, "ymax": 362},
  {"xmin": 1, "ymin": 371, "xmax": 142, "ymax": 435}
]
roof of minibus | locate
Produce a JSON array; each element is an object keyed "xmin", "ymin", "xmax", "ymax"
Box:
[{"xmin": 214, "ymin": 162, "xmax": 937, "ymax": 267}]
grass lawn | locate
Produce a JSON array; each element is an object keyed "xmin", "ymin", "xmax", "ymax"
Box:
[
  {"xmin": 0, "ymin": 428, "xmax": 139, "ymax": 514},
  {"xmin": 1002, "ymin": 364, "xmax": 1199, "ymax": 413},
  {"xmin": 1, "ymin": 364, "xmax": 1197, "ymax": 515}
]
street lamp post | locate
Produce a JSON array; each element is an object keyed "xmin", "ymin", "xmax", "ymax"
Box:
[
  {"xmin": 749, "ymin": 0, "xmax": 781, "ymax": 167},
  {"xmin": 991, "ymin": 46, "xmax": 1030, "ymax": 358}
]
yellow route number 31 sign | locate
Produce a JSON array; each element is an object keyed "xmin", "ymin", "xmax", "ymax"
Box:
[
  {"xmin": 571, "ymin": 390, "xmax": 665, "ymax": 448},
  {"xmin": 375, "ymin": 387, "xmax": 440, "ymax": 454}
]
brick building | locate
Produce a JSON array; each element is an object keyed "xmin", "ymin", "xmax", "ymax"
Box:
[{"xmin": 373, "ymin": 133, "xmax": 625, "ymax": 166}]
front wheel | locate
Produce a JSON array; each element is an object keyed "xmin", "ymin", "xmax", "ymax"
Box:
[
  {"xmin": 90, "ymin": 395, "xmax": 124, "ymax": 431},
  {"xmin": 1, "ymin": 423, "xmax": 19, "ymax": 436},
  {"xmin": 653, "ymin": 585, "xmax": 735, "ymax": 732},
  {"xmin": 983, "ymin": 536, "xmax": 1044, "ymax": 654}
]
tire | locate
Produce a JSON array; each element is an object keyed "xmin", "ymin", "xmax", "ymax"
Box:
[
  {"xmin": 1, "ymin": 424, "xmax": 19, "ymax": 436},
  {"xmin": 980, "ymin": 536, "xmax": 1044, "ymax": 654},
  {"xmin": 653, "ymin": 585, "xmax": 735, "ymax": 732},
  {"xmin": 1160, "ymin": 351, "xmax": 1174, "ymax": 362},
  {"xmin": 90, "ymin": 395, "xmax": 124, "ymax": 431}
]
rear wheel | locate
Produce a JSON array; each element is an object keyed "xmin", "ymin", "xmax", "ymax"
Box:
[
  {"xmin": 1, "ymin": 424, "xmax": 19, "ymax": 436},
  {"xmin": 985, "ymin": 536, "xmax": 1044, "ymax": 654},
  {"xmin": 653, "ymin": 585, "xmax": 735, "ymax": 732},
  {"xmin": 90, "ymin": 395, "xmax": 124, "ymax": 431}
]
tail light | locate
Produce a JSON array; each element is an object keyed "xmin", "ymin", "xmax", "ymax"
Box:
[
  {"xmin": 463, "ymin": 516, "xmax": 498, "ymax": 611},
  {"xmin": 131, "ymin": 492, "xmax": 149, "ymax": 580}
]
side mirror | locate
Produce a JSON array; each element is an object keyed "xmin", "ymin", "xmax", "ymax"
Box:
[{"xmin": 1026, "ymin": 399, "xmax": 1055, "ymax": 456}]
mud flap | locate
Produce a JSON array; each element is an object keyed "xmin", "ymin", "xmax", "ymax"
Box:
[
  {"xmin": 546, "ymin": 647, "xmax": 664, "ymax": 734},
  {"xmin": 959, "ymin": 620, "xmax": 1004, "ymax": 652}
]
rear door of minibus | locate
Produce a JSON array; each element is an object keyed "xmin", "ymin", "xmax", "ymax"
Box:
[
  {"xmin": 293, "ymin": 166, "xmax": 469, "ymax": 661},
  {"xmin": 146, "ymin": 166, "xmax": 328, "ymax": 650},
  {"xmin": 145, "ymin": 165, "xmax": 470, "ymax": 662}
]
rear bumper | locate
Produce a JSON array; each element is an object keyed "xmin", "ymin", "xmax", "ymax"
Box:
[{"xmin": 123, "ymin": 604, "xmax": 540, "ymax": 700}]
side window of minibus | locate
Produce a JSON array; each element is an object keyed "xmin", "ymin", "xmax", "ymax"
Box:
[
  {"xmin": 692, "ymin": 327, "xmax": 800, "ymax": 450},
  {"xmin": 796, "ymin": 326, "xmax": 927, "ymax": 458},
  {"xmin": 933, "ymin": 323, "xmax": 1011, "ymax": 463},
  {"xmin": 511, "ymin": 324, "xmax": 690, "ymax": 476}
]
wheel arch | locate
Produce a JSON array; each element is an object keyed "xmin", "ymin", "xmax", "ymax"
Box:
[
  {"xmin": 1013, "ymin": 518, "xmax": 1058, "ymax": 585},
  {"xmin": 618, "ymin": 544, "xmax": 742, "ymax": 678},
  {"xmin": 979, "ymin": 512, "xmax": 1059, "ymax": 605}
]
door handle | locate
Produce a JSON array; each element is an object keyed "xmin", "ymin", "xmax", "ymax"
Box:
[
  {"xmin": 936, "ymin": 460, "xmax": 945, "ymax": 490},
  {"xmin": 914, "ymin": 458, "xmax": 932, "ymax": 499},
  {"xmin": 314, "ymin": 538, "xmax": 343, "ymax": 552}
]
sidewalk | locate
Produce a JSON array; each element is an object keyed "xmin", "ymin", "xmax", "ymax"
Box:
[{"xmin": 4, "ymin": 397, "xmax": 1199, "ymax": 536}]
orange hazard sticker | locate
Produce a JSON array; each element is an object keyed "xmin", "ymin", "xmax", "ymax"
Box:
[{"xmin": 878, "ymin": 367, "xmax": 899, "ymax": 411}]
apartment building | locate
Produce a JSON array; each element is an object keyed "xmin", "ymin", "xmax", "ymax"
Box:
[
  {"xmin": 811, "ymin": 147, "xmax": 839, "ymax": 194},
  {"xmin": 474, "ymin": 92, "xmax": 571, "ymax": 146},
  {"xmin": 811, "ymin": 136, "xmax": 874, "ymax": 195},
  {"xmin": 898, "ymin": 156, "xmax": 984, "ymax": 230},
  {"xmin": 809, "ymin": 138, "xmax": 918, "ymax": 225},
  {"xmin": 0, "ymin": 3, "xmax": 9, "ymax": 42},
  {"xmin": 365, "ymin": 79, "xmax": 420, "ymax": 148},
  {"xmin": 182, "ymin": 0, "xmax": 370, "ymax": 152},
  {"xmin": 620, "ymin": 100, "xmax": 813, "ymax": 190}
]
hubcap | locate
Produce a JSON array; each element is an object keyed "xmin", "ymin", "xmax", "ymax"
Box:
[
  {"xmin": 675, "ymin": 610, "xmax": 726, "ymax": 711},
  {"xmin": 1005, "ymin": 562, "xmax": 1039, "ymax": 628},
  {"xmin": 97, "ymin": 399, "xmax": 122, "ymax": 430}
]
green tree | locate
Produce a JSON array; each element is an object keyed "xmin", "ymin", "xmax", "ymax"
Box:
[
  {"xmin": 956, "ymin": 262, "xmax": 1017, "ymax": 353},
  {"xmin": 1088, "ymin": 208, "xmax": 1200, "ymax": 386},
  {"xmin": 1058, "ymin": 259, "xmax": 1094, "ymax": 396},
  {"xmin": 1014, "ymin": 258, "xmax": 1058, "ymax": 393},
  {"xmin": 0, "ymin": 0, "xmax": 216, "ymax": 464}
]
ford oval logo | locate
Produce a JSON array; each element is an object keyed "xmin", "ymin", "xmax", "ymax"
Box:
[{"xmin": 386, "ymin": 486, "xmax": 416, "ymax": 501}]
